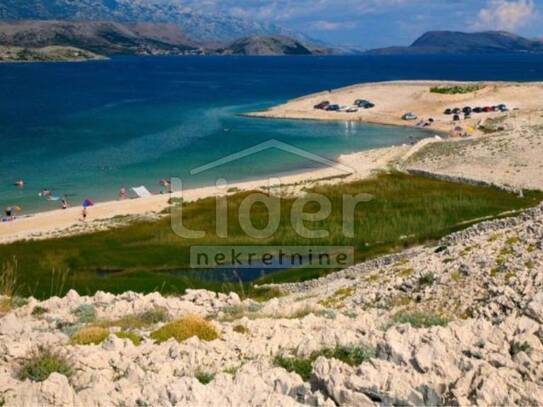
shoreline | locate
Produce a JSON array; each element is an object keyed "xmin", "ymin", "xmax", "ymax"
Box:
[
  {"xmin": 3, "ymin": 79, "xmax": 543, "ymax": 244},
  {"xmin": 0, "ymin": 145, "xmax": 408, "ymax": 244}
]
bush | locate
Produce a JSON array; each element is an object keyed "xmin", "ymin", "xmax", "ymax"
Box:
[
  {"xmin": 430, "ymin": 84, "xmax": 482, "ymax": 94},
  {"xmin": 273, "ymin": 355, "xmax": 313, "ymax": 381},
  {"xmin": 274, "ymin": 345, "xmax": 376, "ymax": 381},
  {"xmin": 150, "ymin": 315, "xmax": 219, "ymax": 344},
  {"xmin": 418, "ymin": 273, "xmax": 435, "ymax": 287},
  {"xmin": 18, "ymin": 348, "xmax": 72, "ymax": 382},
  {"xmin": 72, "ymin": 304, "xmax": 97, "ymax": 323},
  {"xmin": 233, "ymin": 324, "xmax": 249, "ymax": 334},
  {"xmin": 115, "ymin": 331, "xmax": 142, "ymax": 346},
  {"xmin": 195, "ymin": 371, "xmax": 215, "ymax": 384},
  {"xmin": 392, "ymin": 311, "xmax": 449, "ymax": 328},
  {"xmin": 10, "ymin": 296, "xmax": 28, "ymax": 308},
  {"xmin": 105, "ymin": 307, "xmax": 170, "ymax": 330},
  {"xmin": 31, "ymin": 306, "xmax": 48, "ymax": 317},
  {"xmin": 71, "ymin": 326, "xmax": 109, "ymax": 345},
  {"xmin": 510, "ymin": 341, "xmax": 531, "ymax": 356},
  {"xmin": 320, "ymin": 345, "xmax": 376, "ymax": 367}
]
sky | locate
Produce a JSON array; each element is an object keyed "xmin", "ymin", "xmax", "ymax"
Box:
[{"xmin": 186, "ymin": 0, "xmax": 543, "ymax": 48}]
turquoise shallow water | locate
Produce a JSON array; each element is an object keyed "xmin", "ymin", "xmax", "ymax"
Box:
[{"xmin": 1, "ymin": 54, "xmax": 543, "ymax": 213}]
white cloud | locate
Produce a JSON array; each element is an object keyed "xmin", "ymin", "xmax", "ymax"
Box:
[
  {"xmin": 473, "ymin": 0, "xmax": 535, "ymax": 31},
  {"xmin": 310, "ymin": 20, "xmax": 358, "ymax": 31}
]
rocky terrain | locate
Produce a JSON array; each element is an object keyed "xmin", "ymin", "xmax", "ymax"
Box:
[
  {"xmin": 0, "ymin": 45, "xmax": 105, "ymax": 62},
  {"xmin": 0, "ymin": 21, "xmax": 199, "ymax": 57},
  {"xmin": 0, "ymin": 200, "xmax": 542, "ymax": 406}
]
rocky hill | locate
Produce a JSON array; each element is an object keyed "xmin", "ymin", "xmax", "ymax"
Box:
[
  {"xmin": 218, "ymin": 36, "xmax": 315, "ymax": 56},
  {"xmin": 0, "ymin": 45, "xmax": 105, "ymax": 62},
  {"xmin": 367, "ymin": 31, "xmax": 543, "ymax": 54},
  {"xmin": 0, "ymin": 21, "xmax": 198, "ymax": 57},
  {"xmin": 0, "ymin": 201, "xmax": 541, "ymax": 406}
]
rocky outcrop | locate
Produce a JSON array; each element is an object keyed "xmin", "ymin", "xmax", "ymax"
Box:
[{"xmin": 0, "ymin": 203, "xmax": 542, "ymax": 406}]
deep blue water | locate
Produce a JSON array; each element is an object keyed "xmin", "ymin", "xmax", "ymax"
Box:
[{"xmin": 1, "ymin": 54, "xmax": 543, "ymax": 213}]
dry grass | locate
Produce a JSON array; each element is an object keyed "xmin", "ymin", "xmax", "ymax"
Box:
[
  {"xmin": 150, "ymin": 315, "xmax": 219, "ymax": 344},
  {"xmin": 70, "ymin": 326, "xmax": 109, "ymax": 345}
]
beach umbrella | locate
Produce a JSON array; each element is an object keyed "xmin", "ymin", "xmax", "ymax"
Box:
[{"xmin": 82, "ymin": 198, "xmax": 94, "ymax": 208}]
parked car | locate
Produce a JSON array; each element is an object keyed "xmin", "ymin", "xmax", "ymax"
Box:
[
  {"xmin": 326, "ymin": 104, "xmax": 340, "ymax": 111},
  {"xmin": 492, "ymin": 106, "xmax": 500, "ymax": 112},
  {"xmin": 452, "ymin": 107, "xmax": 461, "ymax": 114},
  {"xmin": 346, "ymin": 106, "xmax": 359, "ymax": 113},
  {"xmin": 402, "ymin": 112, "xmax": 417, "ymax": 121},
  {"xmin": 314, "ymin": 101, "xmax": 330, "ymax": 110},
  {"xmin": 498, "ymin": 104, "xmax": 508, "ymax": 112},
  {"xmin": 473, "ymin": 107, "xmax": 483, "ymax": 113},
  {"xmin": 444, "ymin": 108, "xmax": 452, "ymax": 115},
  {"xmin": 462, "ymin": 106, "xmax": 472, "ymax": 114},
  {"xmin": 483, "ymin": 106, "xmax": 493, "ymax": 112},
  {"xmin": 453, "ymin": 114, "xmax": 460, "ymax": 121},
  {"xmin": 355, "ymin": 99, "xmax": 375, "ymax": 109}
]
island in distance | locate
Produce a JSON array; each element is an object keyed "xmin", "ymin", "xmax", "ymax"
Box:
[{"xmin": 366, "ymin": 30, "xmax": 543, "ymax": 55}]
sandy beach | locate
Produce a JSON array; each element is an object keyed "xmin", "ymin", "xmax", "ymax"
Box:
[
  {"xmin": 3, "ymin": 80, "xmax": 543, "ymax": 244},
  {"xmin": 0, "ymin": 145, "xmax": 407, "ymax": 244},
  {"xmin": 247, "ymin": 80, "xmax": 543, "ymax": 133}
]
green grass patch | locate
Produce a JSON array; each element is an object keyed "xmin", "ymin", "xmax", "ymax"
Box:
[
  {"xmin": 150, "ymin": 315, "xmax": 219, "ymax": 343},
  {"xmin": 1, "ymin": 173, "xmax": 541, "ymax": 299},
  {"xmin": 18, "ymin": 348, "xmax": 72, "ymax": 382},
  {"xmin": 430, "ymin": 84, "xmax": 483, "ymax": 94},
  {"xmin": 274, "ymin": 345, "xmax": 375, "ymax": 381},
  {"xmin": 115, "ymin": 331, "xmax": 142, "ymax": 346},
  {"xmin": 100, "ymin": 307, "xmax": 170, "ymax": 330},
  {"xmin": 31, "ymin": 306, "xmax": 48, "ymax": 317},
  {"xmin": 195, "ymin": 371, "xmax": 215, "ymax": 384},
  {"xmin": 70, "ymin": 326, "xmax": 109, "ymax": 345},
  {"xmin": 391, "ymin": 311, "xmax": 449, "ymax": 328}
]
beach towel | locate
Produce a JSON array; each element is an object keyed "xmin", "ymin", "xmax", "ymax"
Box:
[{"xmin": 131, "ymin": 186, "xmax": 152, "ymax": 198}]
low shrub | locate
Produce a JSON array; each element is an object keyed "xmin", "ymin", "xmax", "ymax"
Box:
[
  {"xmin": 510, "ymin": 341, "xmax": 531, "ymax": 356},
  {"xmin": 274, "ymin": 345, "xmax": 376, "ymax": 381},
  {"xmin": 430, "ymin": 84, "xmax": 482, "ymax": 94},
  {"xmin": 10, "ymin": 296, "xmax": 28, "ymax": 308},
  {"xmin": 195, "ymin": 371, "xmax": 215, "ymax": 385},
  {"xmin": 104, "ymin": 307, "xmax": 170, "ymax": 330},
  {"xmin": 273, "ymin": 355, "xmax": 313, "ymax": 381},
  {"xmin": 319, "ymin": 345, "xmax": 376, "ymax": 367},
  {"xmin": 418, "ymin": 273, "xmax": 435, "ymax": 287},
  {"xmin": 72, "ymin": 304, "xmax": 97, "ymax": 323},
  {"xmin": 392, "ymin": 311, "xmax": 449, "ymax": 328},
  {"xmin": 150, "ymin": 315, "xmax": 219, "ymax": 344},
  {"xmin": 18, "ymin": 348, "xmax": 72, "ymax": 382},
  {"xmin": 115, "ymin": 331, "xmax": 142, "ymax": 346},
  {"xmin": 71, "ymin": 326, "xmax": 109, "ymax": 345},
  {"xmin": 31, "ymin": 306, "xmax": 48, "ymax": 317},
  {"xmin": 249, "ymin": 287, "xmax": 284, "ymax": 303},
  {"xmin": 233, "ymin": 324, "xmax": 249, "ymax": 334}
]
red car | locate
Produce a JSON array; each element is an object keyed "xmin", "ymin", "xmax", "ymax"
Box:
[{"xmin": 483, "ymin": 106, "xmax": 493, "ymax": 112}]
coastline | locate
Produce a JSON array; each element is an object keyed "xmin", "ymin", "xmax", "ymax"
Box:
[
  {"xmin": 0, "ymin": 145, "xmax": 408, "ymax": 244},
  {"xmin": 3, "ymin": 79, "xmax": 543, "ymax": 244}
]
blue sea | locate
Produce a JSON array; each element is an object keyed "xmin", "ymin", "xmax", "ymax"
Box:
[{"xmin": 1, "ymin": 54, "xmax": 543, "ymax": 213}]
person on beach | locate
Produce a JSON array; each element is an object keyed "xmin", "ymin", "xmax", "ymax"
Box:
[
  {"xmin": 39, "ymin": 188, "xmax": 51, "ymax": 199},
  {"xmin": 81, "ymin": 207, "xmax": 87, "ymax": 221},
  {"xmin": 119, "ymin": 186, "xmax": 126, "ymax": 200},
  {"xmin": 61, "ymin": 196, "xmax": 69, "ymax": 210},
  {"xmin": 159, "ymin": 178, "xmax": 171, "ymax": 194}
]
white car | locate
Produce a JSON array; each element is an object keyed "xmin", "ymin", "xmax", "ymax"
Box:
[
  {"xmin": 346, "ymin": 106, "xmax": 359, "ymax": 113},
  {"xmin": 402, "ymin": 112, "xmax": 417, "ymax": 120}
]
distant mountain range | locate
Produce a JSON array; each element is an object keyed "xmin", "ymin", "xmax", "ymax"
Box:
[
  {"xmin": 366, "ymin": 31, "xmax": 543, "ymax": 54},
  {"xmin": 0, "ymin": 0, "xmax": 319, "ymax": 45},
  {"xmin": 0, "ymin": 21, "xmax": 329, "ymax": 59}
]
